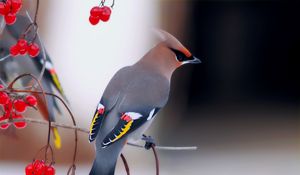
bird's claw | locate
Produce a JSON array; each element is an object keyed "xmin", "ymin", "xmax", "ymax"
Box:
[{"xmin": 142, "ymin": 134, "xmax": 156, "ymax": 150}]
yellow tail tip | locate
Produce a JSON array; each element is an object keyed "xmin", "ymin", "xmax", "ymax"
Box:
[{"xmin": 53, "ymin": 128, "xmax": 62, "ymax": 149}]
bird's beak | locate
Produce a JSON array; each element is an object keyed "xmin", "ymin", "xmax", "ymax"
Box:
[{"xmin": 187, "ymin": 56, "xmax": 201, "ymax": 64}]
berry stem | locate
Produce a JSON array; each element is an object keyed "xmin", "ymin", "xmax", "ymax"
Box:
[
  {"xmin": 11, "ymin": 87, "xmax": 78, "ymax": 175},
  {"xmin": 34, "ymin": 0, "xmax": 39, "ymax": 24},
  {"xmin": 111, "ymin": 0, "xmax": 115, "ymax": 8},
  {"xmin": 7, "ymin": 73, "xmax": 51, "ymax": 147}
]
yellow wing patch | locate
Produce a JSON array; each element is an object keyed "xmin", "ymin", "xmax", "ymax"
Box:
[
  {"xmin": 89, "ymin": 112, "xmax": 101, "ymax": 142},
  {"xmin": 52, "ymin": 127, "xmax": 62, "ymax": 149},
  {"xmin": 50, "ymin": 70, "xmax": 65, "ymax": 96},
  {"xmin": 112, "ymin": 120, "xmax": 133, "ymax": 142},
  {"xmin": 89, "ymin": 113, "xmax": 99, "ymax": 135}
]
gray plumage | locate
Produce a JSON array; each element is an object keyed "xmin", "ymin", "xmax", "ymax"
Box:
[
  {"xmin": 0, "ymin": 15, "xmax": 65, "ymax": 148},
  {"xmin": 89, "ymin": 30, "xmax": 200, "ymax": 175}
]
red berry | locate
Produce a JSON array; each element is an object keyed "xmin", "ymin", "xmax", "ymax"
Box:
[
  {"xmin": 25, "ymin": 95, "xmax": 37, "ymax": 106},
  {"xmin": 11, "ymin": 0, "xmax": 22, "ymax": 13},
  {"xmin": 0, "ymin": 115, "xmax": 10, "ymax": 129},
  {"xmin": 0, "ymin": 92, "xmax": 10, "ymax": 105},
  {"xmin": 25, "ymin": 164, "xmax": 34, "ymax": 175},
  {"xmin": 99, "ymin": 6, "xmax": 111, "ymax": 22},
  {"xmin": 17, "ymin": 39, "xmax": 28, "ymax": 55},
  {"xmin": 4, "ymin": 0, "xmax": 12, "ymax": 14},
  {"xmin": 0, "ymin": 123, "xmax": 10, "ymax": 129},
  {"xmin": 0, "ymin": 84, "xmax": 4, "ymax": 89},
  {"xmin": 27, "ymin": 43, "xmax": 40, "ymax": 57},
  {"xmin": 13, "ymin": 99, "xmax": 27, "ymax": 113},
  {"xmin": 45, "ymin": 166, "xmax": 56, "ymax": 175},
  {"xmin": 90, "ymin": 6, "xmax": 103, "ymax": 17},
  {"xmin": 33, "ymin": 160, "xmax": 46, "ymax": 175},
  {"xmin": 12, "ymin": 113, "xmax": 26, "ymax": 129},
  {"xmin": 0, "ymin": 2, "xmax": 8, "ymax": 16},
  {"xmin": 5, "ymin": 12, "xmax": 17, "ymax": 25},
  {"xmin": 89, "ymin": 15, "xmax": 100, "ymax": 25},
  {"xmin": 10, "ymin": 44, "xmax": 20, "ymax": 56}
]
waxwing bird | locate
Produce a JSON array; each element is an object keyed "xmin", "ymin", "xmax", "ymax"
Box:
[
  {"xmin": 88, "ymin": 29, "xmax": 201, "ymax": 175},
  {"xmin": 0, "ymin": 15, "xmax": 67, "ymax": 149}
]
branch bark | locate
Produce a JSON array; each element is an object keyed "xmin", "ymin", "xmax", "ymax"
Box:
[{"xmin": 0, "ymin": 118, "xmax": 198, "ymax": 151}]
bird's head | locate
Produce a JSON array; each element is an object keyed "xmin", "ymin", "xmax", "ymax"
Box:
[{"xmin": 153, "ymin": 29, "xmax": 201, "ymax": 66}]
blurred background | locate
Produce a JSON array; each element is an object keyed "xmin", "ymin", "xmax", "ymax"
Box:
[{"xmin": 1, "ymin": 0, "xmax": 300, "ymax": 174}]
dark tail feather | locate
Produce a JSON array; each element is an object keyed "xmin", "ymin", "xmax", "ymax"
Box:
[
  {"xmin": 90, "ymin": 160, "xmax": 116, "ymax": 175},
  {"xmin": 89, "ymin": 138, "xmax": 127, "ymax": 175}
]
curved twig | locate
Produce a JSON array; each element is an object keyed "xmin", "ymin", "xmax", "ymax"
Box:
[
  {"xmin": 25, "ymin": 11, "xmax": 47, "ymax": 86},
  {"xmin": 8, "ymin": 89, "xmax": 78, "ymax": 174},
  {"xmin": 7, "ymin": 74, "xmax": 50, "ymax": 146},
  {"xmin": 151, "ymin": 145, "xmax": 159, "ymax": 175},
  {"xmin": 120, "ymin": 153, "xmax": 130, "ymax": 175}
]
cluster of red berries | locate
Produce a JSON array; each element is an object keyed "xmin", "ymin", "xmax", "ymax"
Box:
[
  {"xmin": 0, "ymin": 84, "xmax": 37, "ymax": 129},
  {"xmin": 89, "ymin": 6, "xmax": 112, "ymax": 25},
  {"xmin": 0, "ymin": 0, "xmax": 22, "ymax": 25},
  {"xmin": 10, "ymin": 39, "xmax": 40, "ymax": 57},
  {"xmin": 25, "ymin": 160, "xmax": 56, "ymax": 175}
]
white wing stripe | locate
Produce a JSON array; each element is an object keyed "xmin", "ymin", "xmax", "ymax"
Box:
[{"xmin": 147, "ymin": 108, "xmax": 156, "ymax": 121}]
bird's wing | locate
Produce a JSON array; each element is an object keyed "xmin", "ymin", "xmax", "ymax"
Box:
[
  {"xmin": 36, "ymin": 57, "xmax": 67, "ymax": 101},
  {"xmin": 89, "ymin": 66, "xmax": 132, "ymax": 142},
  {"xmin": 101, "ymin": 109, "xmax": 160, "ymax": 148},
  {"xmin": 6, "ymin": 15, "xmax": 67, "ymax": 101},
  {"xmin": 100, "ymin": 71, "xmax": 170, "ymax": 148}
]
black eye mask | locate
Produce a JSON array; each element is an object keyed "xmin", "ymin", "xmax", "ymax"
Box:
[{"xmin": 170, "ymin": 48, "xmax": 193, "ymax": 62}]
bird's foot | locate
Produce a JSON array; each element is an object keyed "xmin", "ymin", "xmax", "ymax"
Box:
[{"xmin": 142, "ymin": 134, "xmax": 156, "ymax": 150}]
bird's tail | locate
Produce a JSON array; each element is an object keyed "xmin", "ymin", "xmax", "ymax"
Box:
[
  {"xmin": 51, "ymin": 127, "xmax": 61, "ymax": 149},
  {"xmin": 34, "ymin": 93, "xmax": 62, "ymax": 149},
  {"xmin": 89, "ymin": 139, "xmax": 127, "ymax": 175}
]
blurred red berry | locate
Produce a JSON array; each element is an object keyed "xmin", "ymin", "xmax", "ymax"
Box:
[
  {"xmin": 5, "ymin": 12, "xmax": 17, "ymax": 25},
  {"xmin": 27, "ymin": 43, "xmax": 40, "ymax": 57},
  {"xmin": 4, "ymin": 0, "xmax": 12, "ymax": 14},
  {"xmin": 0, "ymin": 123, "xmax": 10, "ymax": 129},
  {"xmin": 13, "ymin": 99, "xmax": 27, "ymax": 113},
  {"xmin": 11, "ymin": 0, "xmax": 22, "ymax": 13},
  {"xmin": 99, "ymin": 6, "xmax": 111, "ymax": 22},
  {"xmin": 0, "ymin": 114, "xmax": 11, "ymax": 129},
  {"xmin": 89, "ymin": 15, "xmax": 100, "ymax": 25},
  {"xmin": 12, "ymin": 113, "xmax": 26, "ymax": 129},
  {"xmin": 0, "ymin": 2, "xmax": 8, "ymax": 16},
  {"xmin": 90, "ymin": 6, "xmax": 103, "ymax": 17},
  {"xmin": 0, "ymin": 92, "xmax": 10, "ymax": 105},
  {"xmin": 33, "ymin": 160, "xmax": 46, "ymax": 175},
  {"xmin": 45, "ymin": 166, "xmax": 56, "ymax": 175},
  {"xmin": 25, "ymin": 163, "xmax": 34, "ymax": 175},
  {"xmin": 17, "ymin": 39, "xmax": 28, "ymax": 55},
  {"xmin": 10, "ymin": 44, "xmax": 20, "ymax": 56},
  {"xmin": 25, "ymin": 95, "xmax": 37, "ymax": 106},
  {"xmin": 0, "ymin": 84, "xmax": 4, "ymax": 89}
]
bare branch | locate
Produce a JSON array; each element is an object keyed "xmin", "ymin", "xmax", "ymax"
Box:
[{"xmin": 0, "ymin": 118, "xmax": 198, "ymax": 151}]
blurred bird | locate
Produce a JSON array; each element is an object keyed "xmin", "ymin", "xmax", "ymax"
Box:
[
  {"xmin": 89, "ymin": 29, "xmax": 201, "ymax": 175},
  {"xmin": 0, "ymin": 15, "xmax": 66, "ymax": 149}
]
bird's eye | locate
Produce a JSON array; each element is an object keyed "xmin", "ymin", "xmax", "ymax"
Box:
[{"xmin": 170, "ymin": 48, "xmax": 187, "ymax": 62}]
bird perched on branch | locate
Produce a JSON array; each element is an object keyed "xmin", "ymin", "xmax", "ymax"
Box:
[
  {"xmin": 0, "ymin": 15, "xmax": 66, "ymax": 149},
  {"xmin": 89, "ymin": 29, "xmax": 201, "ymax": 175}
]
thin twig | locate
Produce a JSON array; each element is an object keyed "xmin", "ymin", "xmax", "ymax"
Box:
[
  {"xmin": 151, "ymin": 145, "xmax": 159, "ymax": 175},
  {"xmin": 0, "ymin": 118, "xmax": 198, "ymax": 151},
  {"xmin": 25, "ymin": 11, "xmax": 47, "ymax": 83},
  {"xmin": 120, "ymin": 153, "xmax": 130, "ymax": 175},
  {"xmin": 9, "ymin": 89, "xmax": 78, "ymax": 173}
]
